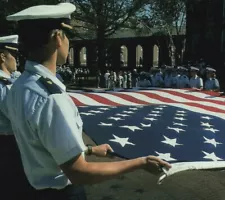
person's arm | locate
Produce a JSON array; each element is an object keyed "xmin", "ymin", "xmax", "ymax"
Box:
[{"xmin": 60, "ymin": 154, "xmax": 146, "ymax": 184}]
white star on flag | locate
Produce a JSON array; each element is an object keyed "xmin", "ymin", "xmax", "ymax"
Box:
[
  {"xmin": 152, "ymin": 111, "xmax": 162, "ymax": 114},
  {"xmin": 201, "ymin": 122, "xmax": 213, "ymax": 128},
  {"xmin": 202, "ymin": 151, "xmax": 223, "ymax": 161},
  {"xmin": 98, "ymin": 122, "xmax": 113, "ymax": 126},
  {"xmin": 167, "ymin": 127, "xmax": 185, "ymax": 133},
  {"xmin": 155, "ymin": 151, "xmax": 177, "ymax": 161},
  {"xmin": 201, "ymin": 116, "xmax": 213, "ymax": 120},
  {"xmin": 174, "ymin": 117, "xmax": 186, "ymax": 121},
  {"xmin": 204, "ymin": 128, "xmax": 219, "ymax": 133},
  {"xmin": 177, "ymin": 110, "xmax": 186, "ymax": 113},
  {"xmin": 144, "ymin": 117, "xmax": 157, "ymax": 121},
  {"xmin": 129, "ymin": 107, "xmax": 139, "ymax": 111},
  {"xmin": 116, "ymin": 114, "xmax": 130, "ymax": 117},
  {"xmin": 109, "ymin": 135, "xmax": 135, "ymax": 147},
  {"xmin": 148, "ymin": 114, "xmax": 161, "ymax": 117},
  {"xmin": 203, "ymin": 137, "xmax": 222, "ymax": 147},
  {"xmin": 80, "ymin": 112, "xmax": 95, "ymax": 116},
  {"xmin": 173, "ymin": 122, "xmax": 187, "ymax": 127},
  {"xmin": 98, "ymin": 107, "xmax": 110, "ymax": 111},
  {"xmin": 175, "ymin": 113, "xmax": 186, "ymax": 117},
  {"xmin": 123, "ymin": 111, "xmax": 134, "ymax": 114},
  {"xmin": 159, "ymin": 105, "xmax": 167, "ymax": 108},
  {"xmin": 120, "ymin": 125, "xmax": 143, "ymax": 132},
  {"xmin": 89, "ymin": 110, "xmax": 103, "ymax": 114},
  {"xmin": 140, "ymin": 123, "xmax": 151, "ymax": 127},
  {"xmin": 108, "ymin": 117, "xmax": 124, "ymax": 121},
  {"xmin": 155, "ymin": 107, "xmax": 164, "ymax": 110},
  {"xmin": 161, "ymin": 136, "xmax": 183, "ymax": 147}
]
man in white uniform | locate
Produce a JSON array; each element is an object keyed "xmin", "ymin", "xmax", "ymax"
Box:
[
  {"xmin": 0, "ymin": 35, "xmax": 34, "ymax": 199},
  {"xmin": 189, "ymin": 66, "xmax": 203, "ymax": 90},
  {"xmin": 204, "ymin": 67, "xmax": 220, "ymax": 92},
  {"xmin": 6, "ymin": 3, "xmax": 171, "ymax": 200}
]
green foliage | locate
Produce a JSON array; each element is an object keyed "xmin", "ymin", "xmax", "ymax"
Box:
[
  {"xmin": 0, "ymin": 0, "xmax": 61, "ymax": 36},
  {"xmin": 70, "ymin": 0, "xmax": 148, "ymax": 38}
]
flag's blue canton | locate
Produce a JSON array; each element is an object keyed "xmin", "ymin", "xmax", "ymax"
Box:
[{"xmin": 78, "ymin": 105, "xmax": 225, "ymax": 163}]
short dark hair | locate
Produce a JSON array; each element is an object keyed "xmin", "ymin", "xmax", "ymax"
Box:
[{"xmin": 17, "ymin": 18, "xmax": 71, "ymax": 53}]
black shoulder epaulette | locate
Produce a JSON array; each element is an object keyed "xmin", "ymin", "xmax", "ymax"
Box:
[
  {"xmin": 0, "ymin": 77, "xmax": 11, "ymax": 85},
  {"xmin": 39, "ymin": 77, "xmax": 62, "ymax": 95}
]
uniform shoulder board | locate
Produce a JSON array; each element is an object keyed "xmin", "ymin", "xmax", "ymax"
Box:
[
  {"xmin": 39, "ymin": 77, "xmax": 62, "ymax": 95},
  {"xmin": 0, "ymin": 76, "xmax": 11, "ymax": 85}
]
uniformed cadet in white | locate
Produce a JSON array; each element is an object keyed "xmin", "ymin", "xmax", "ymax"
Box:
[
  {"xmin": 189, "ymin": 67, "xmax": 203, "ymax": 90},
  {"xmin": 6, "ymin": 3, "xmax": 171, "ymax": 200},
  {"xmin": 204, "ymin": 67, "xmax": 220, "ymax": 92},
  {"xmin": 164, "ymin": 67, "xmax": 173, "ymax": 88},
  {"xmin": 170, "ymin": 68, "xmax": 179, "ymax": 88},
  {"xmin": 177, "ymin": 67, "xmax": 190, "ymax": 88},
  {"xmin": 151, "ymin": 69, "xmax": 164, "ymax": 87},
  {"xmin": 0, "ymin": 35, "xmax": 34, "ymax": 199},
  {"xmin": 138, "ymin": 72, "xmax": 151, "ymax": 87}
]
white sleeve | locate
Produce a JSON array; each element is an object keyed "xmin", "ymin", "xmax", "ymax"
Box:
[
  {"xmin": 30, "ymin": 94, "xmax": 86, "ymax": 165},
  {"xmin": 199, "ymin": 78, "xmax": 203, "ymax": 88}
]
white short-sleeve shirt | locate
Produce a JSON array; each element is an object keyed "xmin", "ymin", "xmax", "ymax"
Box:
[
  {"xmin": 0, "ymin": 70, "xmax": 14, "ymax": 135},
  {"xmin": 6, "ymin": 61, "xmax": 86, "ymax": 190},
  {"xmin": 190, "ymin": 75, "xmax": 203, "ymax": 89}
]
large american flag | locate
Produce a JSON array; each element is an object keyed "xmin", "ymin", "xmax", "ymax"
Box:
[{"xmin": 68, "ymin": 88, "xmax": 225, "ymax": 183}]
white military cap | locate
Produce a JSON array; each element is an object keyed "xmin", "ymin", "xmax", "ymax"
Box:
[
  {"xmin": 7, "ymin": 3, "xmax": 76, "ymax": 21},
  {"xmin": 190, "ymin": 66, "xmax": 199, "ymax": 71},
  {"xmin": 206, "ymin": 67, "xmax": 216, "ymax": 73},
  {"xmin": 6, "ymin": 3, "xmax": 76, "ymax": 49},
  {"xmin": 0, "ymin": 35, "xmax": 18, "ymax": 51}
]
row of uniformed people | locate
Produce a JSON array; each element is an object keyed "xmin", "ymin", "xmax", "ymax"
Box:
[
  {"xmin": 137, "ymin": 66, "xmax": 220, "ymax": 91},
  {"xmin": 0, "ymin": 3, "xmax": 171, "ymax": 200}
]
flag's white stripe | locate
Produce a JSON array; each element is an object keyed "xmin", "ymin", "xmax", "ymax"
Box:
[
  {"xmin": 70, "ymin": 92, "xmax": 225, "ymax": 119},
  {"xmin": 91, "ymin": 93, "xmax": 141, "ymax": 106},
  {"xmin": 109, "ymin": 92, "xmax": 163, "ymax": 104},
  {"xmin": 68, "ymin": 93, "xmax": 106, "ymax": 106},
  {"xmin": 158, "ymin": 161, "xmax": 225, "ymax": 185},
  {"xmin": 90, "ymin": 91, "xmax": 225, "ymax": 112},
  {"xmin": 167, "ymin": 103, "xmax": 225, "ymax": 120},
  {"xmin": 130, "ymin": 91, "xmax": 225, "ymax": 111},
  {"xmin": 160, "ymin": 88, "xmax": 225, "ymax": 102}
]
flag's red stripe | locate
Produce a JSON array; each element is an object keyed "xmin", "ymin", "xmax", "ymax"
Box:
[
  {"xmin": 109, "ymin": 93, "xmax": 151, "ymax": 105},
  {"xmin": 70, "ymin": 96, "xmax": 86, "ymax": 106},
  {"xmin": 156, "ymin": 90, "xmax": 225, "ymax": 106},
  {"xmin": 136, "ymin": 92, "xmax": 178, "ymax": 103},
  {"xmin": 83, "ymin": 93, "xmax": 121, "ymax": 106},
  {"xmin": 135, "ymin": 91, "xmax": 225, "ymax": 114},
  {"xmin": 184, "ymin": 102, "xmax": 225, "ymax": 114}
]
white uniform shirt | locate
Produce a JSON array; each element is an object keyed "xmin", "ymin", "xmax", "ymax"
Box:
[
  {"xmin": 177, "ymin": 75, "xmax": 190, "ymax": 88},
  {"xmin": 151, "ymin": 73, "xmax": 164, "ymax": 87},
  {"xmin": 205, "ymin": 78, "xmax": 220, "ymax": 90},
  {"xmin": 189, "ymin": 75, "xmax": 203, "ymax": 89},
  {"xmin": 0, "ymin": 70, "xmax": 14, "ymax": 135},
  {"xmin": 164, "ymin": 74, "xmax": 172, "ymax": 88},
  {"xmin": 6, "ymin": 61, "xmax": 86, "ymax": 190}
]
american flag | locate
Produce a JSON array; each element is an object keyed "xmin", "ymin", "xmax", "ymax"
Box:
[{"xmin": 68, "ymin": 88, "xmax": 225, "ymax": 182}]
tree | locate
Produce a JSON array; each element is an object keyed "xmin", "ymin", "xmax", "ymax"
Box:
[
  {"xmin": 136, "ymin": 0, "xmax": 186, "ymax": 66},
  {"xmin": 70, "ymin": 0, "xmax": 147, "ymax": 70},
  {"xmin": 0, "ymin": 0, "xmax": 61, "ymax": 36}
]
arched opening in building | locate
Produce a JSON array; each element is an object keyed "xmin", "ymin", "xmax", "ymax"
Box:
[
  {"xmin": 68, "ymin": 47, "xmax": 74, "ymax": 65},
  {"xmin": 153, "ymin": 45, "xmax": 159, "ymax": 67},
  {"xmin": 136, "ymin": 45, "xmax": 143, "ymax": 68},
  {"xmin": 120, "ymin": 45, "xmax": 128, "ymax": 67},
  {"xmin": 80, "ymin": 47, "xmax": 87, "ymax": 66}
]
